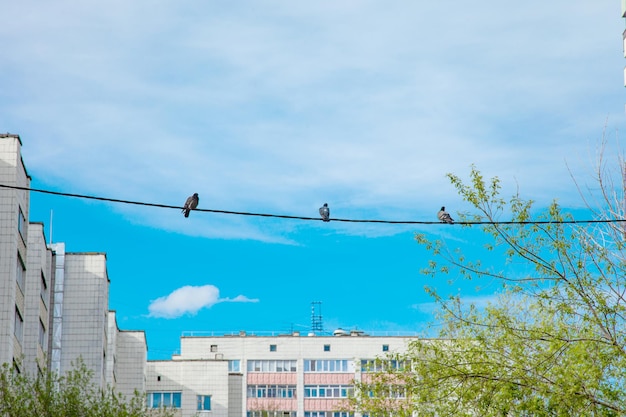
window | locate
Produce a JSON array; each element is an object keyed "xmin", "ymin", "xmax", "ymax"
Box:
[
  {"xmin": 147, "ymin": 392, "xmax": 182, "ymax": 408},
  {"xmin": 38, "ymin": 319, "xmax": 46, "ymax": 349},
  {"xmin": 361, "ymin": 359, "xmax": 410, "ymax": 372},
  {"xmin": 197, "ymin": 395, "xmax": 211, "ymax": 411},
  {"xmin": 14, "ymin": 306, "xmax": 23, "ymax": 344},
  {"xmin": 323, "ymin": 344, "xmax": 331, "ymax": 352},
  {"xmin": 210, "ymin": 344, "xmax": 218, "ymax": 352},
  {"xmin": 269, "ymin": 344, "xmax": 277, "ymax": 352},
  {"xmin": 247, "ymin": 360, "xmax": 296, "ymax": 372},
  {"xmin": 247, "ymin": 385, "xmax": 297, "ymax": 398},
  {"xmin": 389, "ymin": 385, "xmax": 407, "ymax": 398},
  {"xmin": 364, "ymin": 385, "xmax": 407, "ymax": 399},
  {"xmin": 248, "ymin": 412, "xmax": 296, "ymax": 417},
  {"xmin": 16, "ymin": 255, "xmax": 24, "ymax": 292},
  {"xmin": 229, "ymin": 360, "xmax": 241, "ymax": 373},
  {"xmin": 40, "ymin": 272, "xmax": 49, "ymax": 308},
  {"xmin": 382, "ymin": 344, "xmax": 389, "ymax": 352},
  {"xmin": 303, "ymin": 385, "xmax": 353, "ymax": 398},
  {"xmin": 17, "ymin": 208, "xmax": 25, "ymax": 238},
  {"xmin": 305, "ymin": 413, "xmax": 354, "ymax": 417},
  {"xmin": 304, "ymin": 359, "xmax": 353, "ymax": 373}
]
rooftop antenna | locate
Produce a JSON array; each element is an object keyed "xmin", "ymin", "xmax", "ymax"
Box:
[
  {"xmin": 311, "ymin": 301, "xmax": 323, "ymax": 335},
  {"xmin": 49, "ymin": 209, "xmax": 53, "ymax": 245}
]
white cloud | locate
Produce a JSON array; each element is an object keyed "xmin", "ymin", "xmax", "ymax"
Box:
[
  {"xmin": 225, "ymin": 295, "xmax": 260, "ymax": 303},
  {"xmin": 147, "ymin": 284, "xmax": 259, "ymax": 319},
  {"xmin": 1, "ymin": 1, "xmax": 623, "ymax": 242}
]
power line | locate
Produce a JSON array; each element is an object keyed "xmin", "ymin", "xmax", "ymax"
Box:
[{"xmin": 1, "ymin": 182, "xmax": 625, "ymax": 226}]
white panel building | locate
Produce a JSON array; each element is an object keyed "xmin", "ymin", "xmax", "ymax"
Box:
[
  {"xmin": 0, "ymin": 134, "xmax": 33, "ymax": 369},
  {"xmin": 0, "ymin": 133, "xmax": 146, "ymax": 396},
  {"xmin": 147, "ymin": 331, "xmax": 418, "ymax": 417},
  {"xmin": 22, "ymin": 222, "xmax": 53, "ymax": 375},
  {"xmin": 107, "ymin": 310, "xmax": 148, "ymax": 398},
  {"xmin": 58, "ymin": 252, "xmax": 110, "ymax": 386}
]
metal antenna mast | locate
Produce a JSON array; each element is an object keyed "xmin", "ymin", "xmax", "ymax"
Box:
[{"xmin": 311, "ymin": 301, "xmax": 323, "ymax": 335}]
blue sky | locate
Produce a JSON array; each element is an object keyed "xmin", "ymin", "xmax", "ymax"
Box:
[{"xmin": 1, "ymin": 1, "xmax": 625, "ymax": 359}]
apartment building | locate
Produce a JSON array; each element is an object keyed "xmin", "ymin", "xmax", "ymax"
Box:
[
  {"xmin": 0, "ymin": 133, "xmax": 45, "ymax": 371},
  {"xmin": 0, "ymin": 133, "xmax": 146, "ymax": 396},
  {"xmin": 147, "ymin": 330, "xmax": 417, "ymax": 417},
  {"xmin": 107, "ymin": 310, "xmax": 149, "ymax": 397},
  {"xmin": 22, "ymin": 222, "xmax": 53, "ymax": 376}
]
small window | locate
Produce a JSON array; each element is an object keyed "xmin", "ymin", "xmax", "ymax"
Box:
[
  {"xmin": 197, "ymin": 395, "xmax": 211, "ymax": 411},
  {"xmin": 382, "ymin": 344, "xmax": 389, "ymax": 352},
  {"xmin": 269, "ymin": 344, "xmax": 277, "ymax": 352},
  {"xmin": 17, "ymin": 208, "xmax": 25, "ymax": 237},
  {"xmin": 16, "ymin": 255, "xmax": 25, "ymax": 292},
  {"xmin": 14, "ymin": 306, "xmax": 23, "ymax": 343},
  {"xmin": 323, "ymin": 344, "xmax": 331, "ymax": 352},
  {"xmin": 38, "ymin": 320, "xmax": 46, "ymax": 349},
  {"xmin": 229, "ymin": 360, "xmax": 241, "ymax": 372},
  {"xmin": 210, "ymin": 344, "xmax": 218, "ymax": 352},
  {"xmin": 40, "ymin": 272, "xmax": 49, "ymax": 308}
]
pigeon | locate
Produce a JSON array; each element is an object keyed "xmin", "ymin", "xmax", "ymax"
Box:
[
  {"xmin": 182, "ymin": 193, "xmax": 199, "ymax": 218},
  {"xmin": 437, "ymin": 206, "xmax": 454, "ymax": 224},
  {"xmin": 319, "ymin": 203, "xmax": 330, "ymax": 222}
]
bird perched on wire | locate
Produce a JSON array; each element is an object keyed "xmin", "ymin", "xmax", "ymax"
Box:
[
  {"xmin": 182, "ymin": 193, "xmax": 199, "ymax": 218},
  {"xmin": 437, "ymin": 206, "xmax": 454, "ymax": 224},
  {"xmin": 319, "ymin": 203, "xmax": 330, "ymax": 222}
]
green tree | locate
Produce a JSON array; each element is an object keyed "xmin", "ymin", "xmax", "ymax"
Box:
[
  {"xmin": 351, "ymin": 161, "xmax": 626, "ymax": 416},
  {"xmin": 0, "ymin": 360, "xmax": 175, "ymax": 417}
]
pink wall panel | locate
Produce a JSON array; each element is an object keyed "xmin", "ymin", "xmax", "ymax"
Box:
[
  {"xmin": 303, "ymin": 399, "xmax": 350, "ymax": 411},
  {"xmin": 247, "ymin": 373, "xmax": 297, "ymax": 384},
  {"xmin": 360, "ymin": 374, "xmax": 373, "ymax": 383},
  {"xmin": 360, "ymin": 373, "xmax": 404, "ymax": 384}
]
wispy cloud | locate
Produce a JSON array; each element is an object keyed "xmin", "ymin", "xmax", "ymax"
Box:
[
  {"xmin": 224, "ymin": 294, "xmax": 259, "ymax": 303},
  {"xmin": 1, "ymin": 1, "xmax": 622, "ymax": 242},
  {"xmin": 412, "ymin": 294, "xmax": 505, "ymax": 315},
  {"xmin": 147, "ymin": 284, "xmax": 259, "ymax": 319}
]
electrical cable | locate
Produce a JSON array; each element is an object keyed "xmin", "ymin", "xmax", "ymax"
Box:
[{"xmin": 1, "ymin": 182, "xmax": 624, "ymax": 226}]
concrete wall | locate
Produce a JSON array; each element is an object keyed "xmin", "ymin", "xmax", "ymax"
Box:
[
  {"xmin": 116, "ymin": 330, "xmax": 148, "ymax": 398},
  {"xmin": 61, "ymin": 253, "xmax": 109, "ymax": 386},
  {"xmin": 147, "ymin": 359, "xmax": 230, "ymax": 417},
  {"xmin": 0, "ymin": 134, "xmax": 30, "ymax": 368},
  {"xmin": 23, "ymin": 222, "xmax": 53, "ymax": 375}
]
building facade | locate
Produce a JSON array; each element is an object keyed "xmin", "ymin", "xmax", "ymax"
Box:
[
  {"xmin": 0, "ymin": 134, "xmax": 35, "ymax": 370},
  {"xmin": 58, "ymin": 251, "xmax": 110, "ymax": 386},
  {"xmin": 147, "ymin": 331, "xmax": 417, "ymax": 417},
  {"xmin": 0, "ymin": 133, "xmax": 146, "ymax": 396},
  {"xmin": 22, "ymin": 222, "xmax": 53, "ymax": 376}
]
